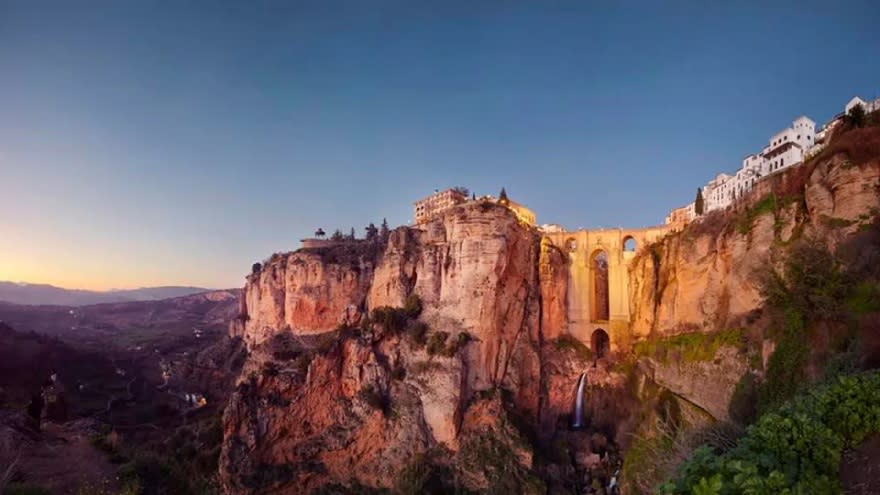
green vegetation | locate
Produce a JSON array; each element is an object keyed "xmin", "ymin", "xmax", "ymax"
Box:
[
  {"xmin": 426, "ymin": 331, "xmax": 449, "ymax": 356},
  {"xmin": 403, "ymin": 294, "xmax": 423, "ymax": 319},
  {"xmin": 736, "ymin": 194, "xmax": 777, "ymax": 235},
  {"xmin": 633, "ymin": 329, "xmax": 745, "ymax": 364},
  {"xmin": 425, "ymin": 331, "xmax": 472, "ymax": 357},
  {"xmin": 86, "ymin": 414, "xmax": 226, "ymax": 494},
  {"xmin": 458, "ymin": 431, "xmax": 545, "ymax": 495},
  {"xmin": 695, "ymin": 188, "xmax": 705, "ymax": 215},
  {"xmin": 394, "ymin": 451, "xmax": 460, "ymax": 495},
  {"xmin": 821, "ymin": 215, "xmax": 856, "ymax": 229},
  {"xmin": 552, "ymin": 334, "xmax": 593, "ymax": 361},
  {"xmin": 846, "ymin": 281, "xmax": 880, "ymax": 314},
  {"xmin": 405, "ymin": 321, "xmax": 429, "ymax": 348},
  {"xmin": 660, "ymin": 372, "xmax": 880, "ymax": 495}
]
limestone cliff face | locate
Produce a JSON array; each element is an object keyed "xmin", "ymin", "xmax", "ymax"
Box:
[
  {"xmin": 630, "ymin": 155, "xmax": 880, "ymax": 337},
  {"xmin": 237, "ymin": 251, "xmax": 373, "ymax": 346},
  {"xmin": 220, "ymin": 202, "xmax": 576, "ymax": 493}
]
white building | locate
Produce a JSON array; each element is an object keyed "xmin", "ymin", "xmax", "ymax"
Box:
[
  {"xmin": 845, "ymin": 96, "xmax": 880, "ymax": 115},
  {"xmin": 676, "ymin": 95, "xmax": 877, "ymax": 221},
  {"xmin": 698, "ymin": 116, "xmax": 815, "ymax": 213}
]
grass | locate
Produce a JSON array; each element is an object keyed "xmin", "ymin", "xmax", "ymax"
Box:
[
  {"xmin": 846, "ymin": 281, "xmax": 880, "ymax": 315},
  {"xmin": 736, "ymin": 194, "xmax": 776, "ymax": 235},
  {"xmin": 633, "ymin": 329, "xmax": 745, "ymax": 364}
]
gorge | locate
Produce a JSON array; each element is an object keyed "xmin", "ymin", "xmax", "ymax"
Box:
[{"xmin": 218, "ymin": 121, "xmax": 880, "ymax": 494}]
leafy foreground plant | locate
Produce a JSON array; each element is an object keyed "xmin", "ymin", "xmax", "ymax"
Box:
[{"xmin": 660, "ymin": 372, "xmax": 880, "ymax": 495}]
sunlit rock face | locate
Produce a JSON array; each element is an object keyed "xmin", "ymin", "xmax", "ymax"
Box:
[
  {"xmin": 220, "ymin": 202, "xmax": 579, "ymax": 493},
  {"xmin": 220, "ymin": 146, "xmax": 880, "ymax": 493},
  {"xmin": 629, "ymin": 153, "xmax": 880, "ymax": 337}
]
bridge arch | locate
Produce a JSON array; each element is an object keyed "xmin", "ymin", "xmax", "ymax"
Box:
[
  {"xmin": 590, "ymin": 249, "xmax": 609, "ymax": 322},
  {"xmin": 591, "ymin": 328, "xmax": 610, "ymax": 359},
  {"xmin": 623, "ymin": 235, "xmax": 637, "ymax": 252}
]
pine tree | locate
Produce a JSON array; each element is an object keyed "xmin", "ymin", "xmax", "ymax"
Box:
[
  {"xmin": 380, "ymin": 218, "xmax": 390, "ymax": 240},
  {"xmin": 695, "ymin": 188, "xmax": 705, "ymax": 215},
  {"xmin": 365, "ymin": 223, "xmax": 378, "ymax": 241},
  {"xmin": 349, "ymin": 227, "xmax": 356, "ymax": 240},
  {"xmin": 498, "ymin": 187, "xmax": 509, "ymax": 205}
]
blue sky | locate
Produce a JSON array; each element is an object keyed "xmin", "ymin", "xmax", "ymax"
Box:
[{"xmin": 1, "ymin": 1, "xmax": 879, "ymax": 289}]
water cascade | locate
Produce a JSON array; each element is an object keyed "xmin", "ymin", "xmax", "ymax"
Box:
[{"xmin": 571, "ymin": 372, "xmax": 587, "ymax": 429}]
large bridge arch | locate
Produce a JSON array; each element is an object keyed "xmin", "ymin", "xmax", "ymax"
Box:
[{"xmin": 543, "ymin": 225, "xmax": 671, "ymax": 352}]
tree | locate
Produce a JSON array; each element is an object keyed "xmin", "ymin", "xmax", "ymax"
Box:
[
  {"xmin": 349, "ymin": 227, "xmax": 356, "ymax": 240},
  {"xmin": 314, "ymin": 228, "xmax": 326, "ymax": 238},
  {"xmin": 498, "ymin": 187, "xmax": 509, "ymax": 205},
  {"xmin": 252, "ymin": 262, "xmax": 262, "ymax": 274},
  {"xmin": 453, "ymin": 186, "xmax": 469, "ymax": 197},
  {"xmin": 694, "ymin": 188, "xmax": 705, "ymax": 215},
  {"xmin": 380, "ymin": 218, "xmax": 390, "ymax": 241},
  {"xmin": 844, "ymin": 103, "xmax": 866, "ymax": 128},
  {"xmin": 331, "ymin": 229, "xmax": 344, "ymax": 241},
  {"xmin": 365, "ymin": 223, "xmax": 378, "ymax": 241}
]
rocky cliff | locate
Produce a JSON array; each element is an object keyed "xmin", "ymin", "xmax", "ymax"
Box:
[
  {"xmin": 220, "ymin": 202, "xmax": 591, "ymax": 494},
  {"xmin": 630, "ymin": 152, "xmax": 880, "ymax": 337},
  {"xmin": 219, "ymin": 126, "xmax": 880, "ymax": 493}
]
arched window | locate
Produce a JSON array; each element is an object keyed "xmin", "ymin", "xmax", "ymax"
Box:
[
  {"xmin": 591, "ymin": 251, "xmax": 609, "ymax": 321},
  {"xmin": 623, "ymin": 236, "xmax": 637, "ymax": 252}
]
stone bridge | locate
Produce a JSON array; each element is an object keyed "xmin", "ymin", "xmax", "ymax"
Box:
[{"xmin": 543, "ymin": 225, "xmax": 671, "ymax": 356}]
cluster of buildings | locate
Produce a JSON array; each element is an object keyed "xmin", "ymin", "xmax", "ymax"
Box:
[
  {"xmin": 413, "ymin": 187, "xmax": 537, "ymax": 226},
  {"xmin": 665, "ymin": 95, "xmax": 878, "ymax": 229}
]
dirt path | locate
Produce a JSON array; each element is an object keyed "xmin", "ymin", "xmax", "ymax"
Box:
[
  {"xmin": 841, "ymin": 433, "xmax": 880, "ymax": 495},
  {"xmin": 3, "ymin": 417, "xmax": 119, "ymax": 494}
]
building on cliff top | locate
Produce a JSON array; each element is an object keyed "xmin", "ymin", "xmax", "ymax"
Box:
[
  {"xmin": 413, "ymin": 188, "xmax": 468, "ymax": 224},
  {"xmin": 414, "ymin": 188, "xmax": 537, "ymax": 226},
  {"xmin": 665, "ymin": 203, "xmax": 696, "ymax": 231},
  {"xmin": 668, "ymin": 95, "xmax": 880, "ymax": 228}
]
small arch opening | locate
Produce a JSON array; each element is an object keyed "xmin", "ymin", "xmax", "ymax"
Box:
[
  {"xmin": 623, "ymin": 236, "xmax": 637, "ymax": 252},
  {"xmin": 566, "ymin": 237, "xmax": 577, "ymax": 253},
  {"xmin": 591, "ymin": 329, "xmax": 610, "ymax": 360}
]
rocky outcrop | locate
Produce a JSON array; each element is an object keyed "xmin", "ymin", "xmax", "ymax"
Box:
[
  {"xmin": 630, "ymin": 154, "xmax": 880, "ymax": 337},
  {"xmin": 221, "ymin": 202, "xmax": 577, "ymax": 493}
]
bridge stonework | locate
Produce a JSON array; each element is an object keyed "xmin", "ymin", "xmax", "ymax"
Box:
[{"xmin": 543, "ymin": 225, "xmax": 671, "ymax": 354}]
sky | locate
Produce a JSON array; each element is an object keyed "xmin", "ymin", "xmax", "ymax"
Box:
[{"xmin": 1, "ymin": 1, "xmax": 879, "ymax": 290}]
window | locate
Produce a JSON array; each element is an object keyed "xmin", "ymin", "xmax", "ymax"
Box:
[
  {"xmin": 797, "ymin": 135, "xmax": 800, "ymax": 139},
  {"xmin": 780, "ymin": 158, "xmax": 784, "ymax": 166}
]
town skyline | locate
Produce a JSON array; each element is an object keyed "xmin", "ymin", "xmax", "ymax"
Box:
[{"xmin": 2, "ymin": 1, "xmax": 879, "ymax": 290}]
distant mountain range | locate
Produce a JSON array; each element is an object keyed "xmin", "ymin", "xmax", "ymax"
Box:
[{"xmin": 0, "ymin": 281, "xmax": 218, "ymax": 306}]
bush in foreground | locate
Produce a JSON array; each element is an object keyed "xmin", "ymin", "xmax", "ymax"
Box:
[{"xmin": 660, "ymin": 372, "xmax": 880, "ymax": 494}]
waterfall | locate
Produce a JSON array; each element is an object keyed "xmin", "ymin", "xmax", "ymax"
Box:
[{"xmin": 571, "ymin": 372, "xmax": 587, "ymax": 429}]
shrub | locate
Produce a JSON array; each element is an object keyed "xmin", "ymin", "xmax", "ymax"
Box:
[
  {"xmin": 735, "ymin": 194, "xmax": 776, "ymax": 235},
  {"xmin": 251, "ymin": 262, "xmax": 262, "ymax": 274},
  {"xmin": 442, "ymin": 332, "xmax": 472, "ymax": 357},
  {"xmin": 405, "ymin": 321, "xmax": 429, "ymax": 348},
  {"xmin": 403, "ymin": 294, "xmax": 423, "ymax": 319},
  {"xmin": 552, "ymin": 334, "xmax": 593, "ymax": 361},
  {"xmin": 660, "ymin": 371, "xmax": 880, "ymax": 494},
  {"xmin": 370, "ymin": 306, "xmax": 408, "ymax": 335},
  {"xmin": 426, "ymin": 332, "xmax": 449, "ymax": 357}
]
